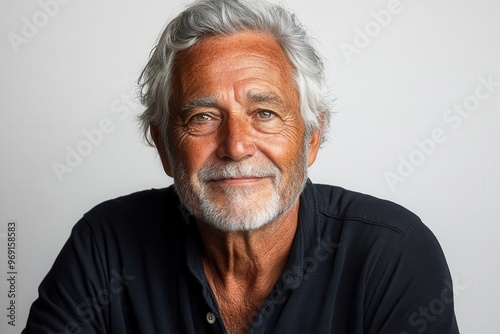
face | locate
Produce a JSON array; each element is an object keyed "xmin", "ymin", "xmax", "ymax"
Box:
[{"xmin": 154, "ymin": 31, "xmax": 321, "ymax": 232}]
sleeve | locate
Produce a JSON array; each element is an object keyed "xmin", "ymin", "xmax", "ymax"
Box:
[
  {"xmin": 364, "ymin": 220, "xmax": 460, "ymax": 334},
  {"xmin": 22, "ymin": 218, "xmax": 109, "ymax": 334}
]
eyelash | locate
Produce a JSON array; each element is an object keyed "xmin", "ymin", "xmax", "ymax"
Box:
[
  {"xmin": 188, "ymin": 110, "xmax": 276, "ymax": 122},
  {"xmin": 256, "ymin": 110, "xmax": 274, "ymax": 119},
  {"xmin": 185, "ymin": 109, "xmax": 282, "ymax": 136},
  {"xmin": 192, "ymin": 113, "xmax": 212, "ymax": 122}
]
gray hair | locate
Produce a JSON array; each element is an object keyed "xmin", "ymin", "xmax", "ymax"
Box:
[{"xmin": 138, "ymin": 0, "xmax": 331, "ymax": 146}]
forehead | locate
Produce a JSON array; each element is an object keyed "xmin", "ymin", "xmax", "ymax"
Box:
[{"xmin": 171, "ymin": 31, "xmax": 297, "ymax": 104}]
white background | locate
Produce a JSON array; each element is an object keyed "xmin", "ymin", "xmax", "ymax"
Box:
[{"xmin": 1, "ymin": 0, "xmax": 498, "ymax": 333}]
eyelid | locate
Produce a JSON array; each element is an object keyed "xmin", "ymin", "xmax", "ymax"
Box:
[
  {"xmin": 186, "ymin": 109, "xmax": 220, "ymax": 122},
  {"xmin": 257, "ymin": 109, "xmax": 274, "ymax": 118},
  {"xmin": 185, "ymin": 111, "xmax": 221, "ymax": 136},
  {"xmin": 192, "ymin": 113, "xmax": 211, "ymax": 121},
  {"xmin": 256, "ymin": 108, "xmax": 282, "ymax": 119}
]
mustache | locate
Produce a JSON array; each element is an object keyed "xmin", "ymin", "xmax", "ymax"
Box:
[{"xmin": 198, "ymin": 161, "xmax": 280, "ymax": 182}]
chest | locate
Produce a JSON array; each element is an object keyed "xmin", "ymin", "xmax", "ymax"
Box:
[{"xmin": 212, "ymin": 288, "xmax": 265, "ymax": 334}]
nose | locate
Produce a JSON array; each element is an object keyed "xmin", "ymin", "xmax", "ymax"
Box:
[{"xmin": 216, "ymin": 114, "xmax": 256, "ymax": 161}]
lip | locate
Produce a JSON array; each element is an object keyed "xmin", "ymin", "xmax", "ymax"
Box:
[{"xmin": 209, "ymin": 176, "xmax": 267, "ymax": 185}]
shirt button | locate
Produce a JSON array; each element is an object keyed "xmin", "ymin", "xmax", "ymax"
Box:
[{"xmin": 206, "ymin": 312, "xmax": 216, "ymax": 324}]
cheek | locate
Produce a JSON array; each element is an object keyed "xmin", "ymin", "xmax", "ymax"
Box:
[
  {"xmin": 257, "ymin": 124, "xmax": 306, "ymax": 168},
  {"xmin": 168, "ymin": 128, "xmax": 216, "ymax": 173}
]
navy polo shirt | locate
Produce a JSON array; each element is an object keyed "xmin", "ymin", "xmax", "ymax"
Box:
[{"xmin": 23, "ymin": 180, "xmax": 459, "ymax": 333}]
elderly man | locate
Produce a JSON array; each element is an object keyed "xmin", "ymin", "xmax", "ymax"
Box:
[{"xmin": 24, "ymin": 0, "xmax": 459, "ymax": 333}]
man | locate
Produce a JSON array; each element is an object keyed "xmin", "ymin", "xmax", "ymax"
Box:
[{"xmin": 24, "ymin": 0, "xmax": 459, "ymax": 333}]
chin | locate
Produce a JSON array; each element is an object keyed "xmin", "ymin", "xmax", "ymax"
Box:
[{"xmin": 196, "ymin": 193, "xmax": 282, "ymax": 232}]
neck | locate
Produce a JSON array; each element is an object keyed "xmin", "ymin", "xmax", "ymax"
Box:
[
  {"xmin": 197, "ymin": 201, "xmax": 300, "ymax": 333},
  {"xmin": 198, "ymin": 200, "xmax": 299, "ymax": 292}
]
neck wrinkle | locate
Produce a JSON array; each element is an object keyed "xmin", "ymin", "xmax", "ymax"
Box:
[{"xmin": 199, "ymin": 200, "xmax": 300, "ymax": 290}]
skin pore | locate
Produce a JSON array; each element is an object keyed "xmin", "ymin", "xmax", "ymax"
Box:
[{"xmin": 151, "ymin": 31, "xmax": 321, "ymax": 333}]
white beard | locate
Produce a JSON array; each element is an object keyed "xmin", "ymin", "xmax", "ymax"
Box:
[
  {"xmin": 196, "ymin": 163, "xmax": 283, "ymax": 231},
  {"xmin": 171, "ymin": 144, "xmax": 309, "ymax": 232}
]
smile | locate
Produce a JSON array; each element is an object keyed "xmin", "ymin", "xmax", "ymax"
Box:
[{"xmin": 209, "ymin": 176, "xmax": 268, "ymax": 185}]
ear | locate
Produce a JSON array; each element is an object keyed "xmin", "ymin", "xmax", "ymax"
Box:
[
  {"xmin": 150, "ymin": 125, "xmax": 173, "ymax": 177},
  {"xmin": 306, "ymin": 126, "xmax": 322, "ymax": 167}
]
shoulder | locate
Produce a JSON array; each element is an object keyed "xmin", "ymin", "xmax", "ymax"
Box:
[
  {"xmin": 307, "ymin": 182, "xmax": 447, "ymax": 273},
  {"xmin": 79, "ymin": 185, "xmax": 185, "ymax": 241},
  {"xmin": 86, "ymin": 186, "xmax": 175, "ymax": 215},
  {"xmin": 300, "ymin": 183, "xmax": 458, "ymax": 333},
  {"xmin": 84, "ymin": 186, "xmax": 177, "ymax": 222},
  {"xmin": 310, "ymin": 182, "xmax": 421, "ymax": 235}
]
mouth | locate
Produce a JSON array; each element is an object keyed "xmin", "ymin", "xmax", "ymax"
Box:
[{"xmin": 209, "ymin": 176, "xmax": 268, "ymax": 185}]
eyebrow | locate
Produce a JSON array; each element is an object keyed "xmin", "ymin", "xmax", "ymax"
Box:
[
  {"xmin": 247, "ymin": 92, "xmax": 285, "ymax": 107},
  {"xmin": 180, "ymin": 92, "xmax": 285, "ymax": 111},
  {"xmin": 181, "ymin": 97, "xmax": 218, "ymax": 111}
]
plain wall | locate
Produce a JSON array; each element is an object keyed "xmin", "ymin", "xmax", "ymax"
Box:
[{"xmin": 1, "ymin": 0, "xmax": 499, "ymax": 332}]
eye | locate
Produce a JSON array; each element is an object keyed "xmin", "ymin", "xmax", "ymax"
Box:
[
  {"xmin": 253, "ymin": 109, "xmax": 283, "ymax": 134},
  {"xmin": 191, "ymin": 113, "xmax": 211, "ymax": 122},
  {"xmin": 257, "ymin": 110, "xmax": 274, "ymax": 119},
  {"xmin": 186, "ymin": 112, "xmax": 221, "ymax": 136}
]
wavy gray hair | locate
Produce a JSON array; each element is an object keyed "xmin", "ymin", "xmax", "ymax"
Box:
[{"xmin": 138, "ymin": 0, "xmax": 331, "ymax": 146}]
